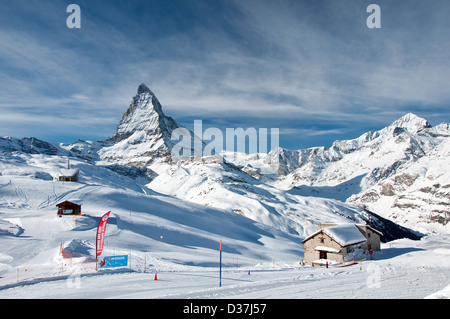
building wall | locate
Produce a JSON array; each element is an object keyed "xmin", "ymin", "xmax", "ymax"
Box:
[
  {"xmin": 356, "ymin": 225, "xmax": 381, "ymax": 251},
  {"xmin": 57, "ymin": 203, "xmax": 81, "ymax": 215},
  {"xmin": 58, "ymin": 171, "xmax": 79, "ymax": 182},
  {"xmin": 303, "ymin": 231, "xmax": 344, "ymax": 265}
]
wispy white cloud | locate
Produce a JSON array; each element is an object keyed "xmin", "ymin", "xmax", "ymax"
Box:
[
  {"xmin": 279, "ymin": 128, "xmax": 347, "ymax": 137},
  {"xmin": 1, "ymin": 0, "xmax": 450, "ymax": 148}
]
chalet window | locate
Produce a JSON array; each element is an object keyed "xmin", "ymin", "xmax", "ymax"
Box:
[{"xmin": 320, "ymin": 237, "xmax": 325, "ymax": 243}]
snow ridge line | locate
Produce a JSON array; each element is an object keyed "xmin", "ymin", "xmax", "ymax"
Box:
[
  {"xmin": 158, "ymin": 269, "xmax": 349, "ymax": 299},
  {"xmin": 0, "ymin": 268, "xmax": 136, "ymax": 292}
]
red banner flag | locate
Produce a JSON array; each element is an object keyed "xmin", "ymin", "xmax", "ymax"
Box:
[{"xmin": 96, "ymin": 211, "xmax": 111, "ymax": 257}]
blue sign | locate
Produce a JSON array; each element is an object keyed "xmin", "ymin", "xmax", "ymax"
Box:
[{"xmin": 103, "ymin": 255, "xmax": 128, "ymax": 268}]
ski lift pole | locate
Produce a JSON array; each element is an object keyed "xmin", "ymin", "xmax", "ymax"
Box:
[{"xmin": 219, "ymin": 240, "xmax": 222, "ymax": 288}]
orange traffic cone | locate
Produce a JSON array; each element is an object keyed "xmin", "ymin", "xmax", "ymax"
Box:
[{"xmin": 154, "ymin": 272, "xmax": 158, "ymax": 281}]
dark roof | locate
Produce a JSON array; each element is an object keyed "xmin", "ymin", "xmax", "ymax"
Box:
[{"xmin": 56, "ymin": 200, "xmax": 81, "ymax": 207}]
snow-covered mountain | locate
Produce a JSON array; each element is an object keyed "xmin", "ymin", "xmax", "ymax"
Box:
[
  {"xmin": 349, "ymin": 135, "xmax": 450, "ymax": 234},
  {"xmin": 265, "ymin": 113, "xmax": 436, "ymax": 190},
  {"xmin": 0, "ymin": 136, "xmax": 61, "ymax": 156},
  {"xmin": 263, "ymin": 113, "xmax": 450, "ymax": 234},
  {"xmin": 2, "ymin": 83, "xmax": 450, "ymax": 299},
  {"xmin": 98, "ymin": 83, "xmax": 193, "ymax": 166},
  {"xmin": 2, "ymin": 83, "xmax": 444, "ymax": 237},
  {"xmin": 51, "ymin": 83, "xmax": 198, "ymax": 167},
  {"xmin": 0, "ymin": 148, "xmax": 447, "ymax": 298}
]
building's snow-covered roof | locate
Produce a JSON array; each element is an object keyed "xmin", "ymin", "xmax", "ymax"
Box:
[
  {"xmin": 303, "ymin": 223, "xmax": 367, "ymax": 247},
  {"xmin": 322, "ymin": 224, "xmax": 367, "ymax": 247},
  {"xmin": 58, "ymin": 168, "xmax": 79, "ymax": 177}
]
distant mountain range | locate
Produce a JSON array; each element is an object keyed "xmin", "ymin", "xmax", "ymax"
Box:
[
  {"xmin": 2, "ymin": 83, "xmax": 448, "ymax": 237},
  {"xmin": 265, "ymin": 113, "xmax": 450, "ymax": 234}
]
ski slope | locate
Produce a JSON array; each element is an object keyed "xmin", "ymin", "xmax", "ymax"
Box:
[
  {"xmin": 1, "ymin": 235, "xmax": 450, "ymax": 299},
  {"xmin": 1, "ymin": 152, "xmax": 449, "ymax": 299},
  {"xmin": 0, "ymin": 153, "xmax": 302, "ymax": 293}
]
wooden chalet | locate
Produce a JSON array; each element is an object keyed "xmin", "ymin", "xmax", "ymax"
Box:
[
  {"xmin": 56, "ymin": 201, "xmax": 82, "ymax": 215},
  {"xmin": 57, "ymin": 168, "xmax": 80, "ymax": 182}
]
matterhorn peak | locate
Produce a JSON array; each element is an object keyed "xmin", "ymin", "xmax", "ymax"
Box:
[
  {"xmin": 100, "ymin": 83, "xmax": 191, "ymax": 165},
  {"xmin": 134, "ymin": 83, "xmax": 163, "ymax": 113},
  {"xmin": 137, "ymin": 83, "xmax": 153, "ymax": 95},
  {"xmin": 109, "ymin": 83, "xmax": 167, "ymax": 143}
]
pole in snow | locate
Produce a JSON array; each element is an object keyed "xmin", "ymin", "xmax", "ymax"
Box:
[{"xmin": 219, "ymin": 240, "xmax": 222, "ymax": 288}]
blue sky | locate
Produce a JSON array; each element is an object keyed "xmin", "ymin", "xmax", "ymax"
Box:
[{"xmin": 1, "ymin": 0, "xmax": 450, "ymax": 150}]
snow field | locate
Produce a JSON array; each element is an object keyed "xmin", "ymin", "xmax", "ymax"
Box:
[
  {"xmin": 1, "ymin": 232, "xmax": 450, "ymax": 299},
  {"xmin": 1, "ymin": 152, "xmax": 449, "ymax": 299},
  {"xmin": 1, "ymin": 255, "xmax": 449, "ymax": 299}
]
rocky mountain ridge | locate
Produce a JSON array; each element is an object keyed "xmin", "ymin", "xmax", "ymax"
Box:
[
  {"xmin": 263, "ymin": 113, "xmax": 450, "ymax": 234},
  {"xmin": 1, "ymin": 84, "xmax": 448, "ymax": 235}
]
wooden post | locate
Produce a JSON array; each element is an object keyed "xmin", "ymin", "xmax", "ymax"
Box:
[{"xmin": 219, "ymin": 240, "xmax": 222, "ymax": 288}]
